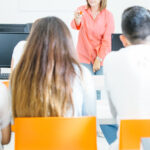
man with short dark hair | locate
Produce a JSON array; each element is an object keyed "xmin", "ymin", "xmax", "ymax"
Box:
[
  {"xmin": 103, "ymin": 6, "xmax": 150, "ymax": 149},
  {"xmin": 120, "ymin": 6, "xmax": 150, "ymax": 46}
]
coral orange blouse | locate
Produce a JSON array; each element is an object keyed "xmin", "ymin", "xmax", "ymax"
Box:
[{"xmin": 71, "ymin": 5, "xmax": 115, "ymax": 65}]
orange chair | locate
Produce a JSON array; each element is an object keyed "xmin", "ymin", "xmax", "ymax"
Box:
[
  {"xmin": 2, "ymin": 81, "xmax": 9, "ymax": 88},
  {"xmin": 13, "ymin": 117, "xmax": 97, "ymax": 150},
  {"xmin": 119, "ymin": 120, "xmax": 150, "ymax": 150}
]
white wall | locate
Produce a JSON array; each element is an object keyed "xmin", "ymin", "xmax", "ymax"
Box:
[
  {"xmin": 0, "ymin": 0, "xmax": 150, "ymax": 45},
  {"xmin": 0, "ymin": 0, "xmax": 86, "ymax": 45},
  {"xmin": 107, "ymin": 0, "xmax": 150, "ymax": 33}
]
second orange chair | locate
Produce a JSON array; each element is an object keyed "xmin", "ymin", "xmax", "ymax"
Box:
[{"xmin": 119, "ymin": 119, "xmax": 150, "ymax": 150}]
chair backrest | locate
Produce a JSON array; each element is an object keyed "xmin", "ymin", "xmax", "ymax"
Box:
[
  {"xmin": 14, "ymin": 117, "xmax": 97, "ymax": 150},
  {"xmin": 119, "ymin": 120, "xmax": 150, "ymax": 150}
]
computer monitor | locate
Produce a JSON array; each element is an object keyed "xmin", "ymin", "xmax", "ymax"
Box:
[
  {"xmin": 0, "ymin": 23, "xmax": 32, "ymax": 33},
  {"xmin": 111, "ymin": 33, "xmax": 124, "ymax": 51},
  {"xmin": 0, "ymin": 33, "xmax": 29, "ymax": 68}
]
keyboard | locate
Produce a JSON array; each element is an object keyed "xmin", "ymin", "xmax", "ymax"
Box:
[{"xmin": 0, "ymin": 73, "xmax": 10, "ymax": 80}]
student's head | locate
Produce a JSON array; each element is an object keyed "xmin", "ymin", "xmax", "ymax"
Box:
[
  {"xmin": 11, "ymin": 16, "xmax": 81, "ymax": 118},
  {"xmin": 86, "ymin": 0, "xmax": 107, "ymax": 11},
  {"xmin": 120, "ymin": 6, "xmax": 150, "ymax": 47}
]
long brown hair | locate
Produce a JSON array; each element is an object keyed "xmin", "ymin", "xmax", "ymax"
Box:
[
  {"xmin": 86, "ymin": 0, "xmax": 107, "ymax": 11},
  {"xmin": 11, "ymin": 17, "xmax": 82, "ymax": 118}
]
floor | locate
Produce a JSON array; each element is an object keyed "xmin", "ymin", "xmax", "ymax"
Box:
[{"xmin": 4, "ymin": 133, "xmax": 110, "ymax": 150}]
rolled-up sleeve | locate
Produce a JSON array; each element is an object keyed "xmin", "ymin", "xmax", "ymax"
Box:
[
  {"xmin": 70, "ymin": 6, "xmax": 85, "ymax": 30},
  {"xmin": 71, "ymin": 19, "xmax": 81, "ymax": 30}
]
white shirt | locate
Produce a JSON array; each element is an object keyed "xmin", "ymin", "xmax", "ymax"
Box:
[
  {"xmin": 12, "ymin": 41, "xmax": 26, "ymax": 69},
  {"xmin": 67, "ymin": 65, "xmax": 96, "ymax": 117},
  {"xmin": 0, "ymin": 83, "xmax": 11, "ymax": 149},
  {"xmin": 103, "ymin": 44, "xmax": 150, "ymax": 149}
]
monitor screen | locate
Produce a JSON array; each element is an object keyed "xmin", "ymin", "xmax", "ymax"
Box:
[
  {"xmin": 0, "ymin": 33, "xmax": 29, "ymax": 67},
  {"xmin": 0, "ymin": 23, "xmax": 32, "ymax": 33},
  {"xmin": 112, "ymin": 33, "xmax": 124, "ymax": 51}
]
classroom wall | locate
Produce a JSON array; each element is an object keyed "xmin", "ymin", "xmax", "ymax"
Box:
[
  {"xmin": 107, "ymin": 0, "xmax": 150, "ymax": 33},
  {"xmin": 0, "ymin": 0, "xmax": 150, "ymax": 45}
]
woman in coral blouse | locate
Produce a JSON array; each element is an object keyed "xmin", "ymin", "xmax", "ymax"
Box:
[
  {"xmin": 71, "ymin": 0, "xmax": 117, "ymax": 145},
  {"xmin": 71, "ymin": 0, "xmax": 114, "ymax": 74}
]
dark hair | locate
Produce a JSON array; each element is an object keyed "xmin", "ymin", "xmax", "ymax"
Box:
[
  {"xmin": 122, "ymin": 6, "xmax": 150, "ymax": 44},
  {"xmin": 86, "ymin": 0, "xmax": 107, "ymax": 11},
  {"xmin": 11, "ymin": 16, "xmax": 82, "ymax": 117}
]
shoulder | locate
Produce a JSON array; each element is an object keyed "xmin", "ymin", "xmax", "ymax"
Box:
[
  {"xmin": 103, "ymin": 9, "xmax": 113, "ymax": 15},
  {"xmin": 13, "ymin": 40, "xmax": 27, "ymax": 56},
  {"xmin": 101, "ymin": 9, "xmax": 114, "ymax": 23},
  {"xmin": 104, "ymin": 48, "xmax": 127, "ymax": 69},
  {"xmin": 126, "ymin": 44, "xmax": 150, "ymax": 62},
  {"xmin": 13, "ymin": 40, "xmax": 26, "ymax": 51},
  {"xmin": 14, "ymin": 40, "xmax": 26, "ymax": 50},
  {"xmin": 101, "ymin": 9, "xmax": 114, "ymax": 18}
]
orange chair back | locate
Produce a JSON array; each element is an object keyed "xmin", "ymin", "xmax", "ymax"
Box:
[
  {"xmin": 2, "ymin": 81, "xmax": 9, "ymax": 88},
  {"xmin": 14, "ymin": 117, "xmax": 97, "ymax": 150},
  {"xmin": 119, "ymin": 120, "xmax": 150, "ymax": 150}
]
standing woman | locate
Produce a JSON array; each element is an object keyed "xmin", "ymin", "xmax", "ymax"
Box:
[
  {"xmin": 10, "ymin": 17, "xmax": 96, "ymax": 119},
  {"xmin": 71, "ymin": 0, "xmax": 117, "ymax": 144},
  {"xmin": 71, "ymin": 0, "xmax": 114, "ymax": 74}
]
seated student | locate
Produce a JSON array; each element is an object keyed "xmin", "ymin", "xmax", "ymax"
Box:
[
  {"xmin": 0, "ymin": 83, "xmax": 11, "ymax": 149},
  {"xmin": 10, "ymin": 17, "xmax": 96, "ymax": 119},
  {"xmin": 103, "ymin": 6, "xmax": 150, "ymax": 149}
]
